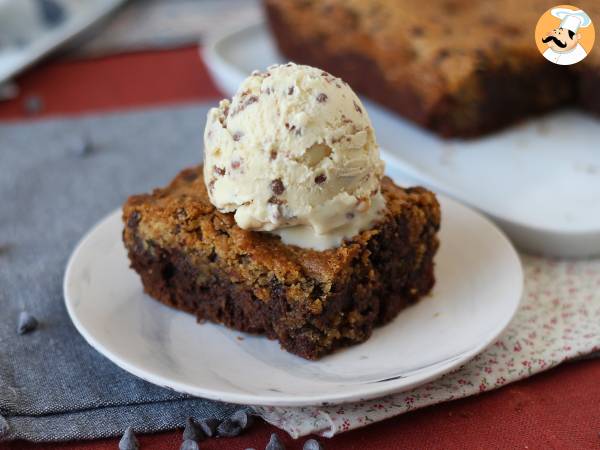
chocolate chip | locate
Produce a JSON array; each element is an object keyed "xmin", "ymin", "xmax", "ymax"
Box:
[
  {"xmin": 0, "ymin": 415, "xmax": 9, "ymax": 437},
  {"xmin": 288, "ymin": 86, "xmax": 294, "ymax": 95},
  {"xmin": 127, "ymin": 211, "xmax": 141, "ymax": 229},
  {"xmin": 17, "ymin": 312, "xmax": 38, "ymax": 335},
  {"xmin": 216, "ymin": 418, "xmax": 242, "ymax": 437},
  {"xmin": 270, "ymin": 150, "xmax": 278, "ymax": 161},
  {"xmin": 436, "ymin": 48, "xmax": 451, "ymax": 62},
  {"xmin": 246, "ymin": 95, "xmax": 258, "ymax": 107},
  {"xmin": 233, "ymin": 132, "xmax": 243, "ymax": 142},
  {"xmin": 180, "ymin": 440, "xmax": 199, "ymax": 450},
  {"xmin": 316, "ymin": 93, "xmax": 328, "ymax": 103},
  {"xmin": 284, "ymin": 122, "xmax": 296, "ymax": 132},
  {"xmin": 68, "ymin": 134, "xmax": 94, "ymax": 157},
  {"xmin": 303, "ymin": 439, "xmax": 324, "ymax": 450},
  {"xmin": 199, "ymin": 418, "xmax": 220, "ymax": 437},
  {"xmin": 266, "ymin": 433, "xmax": 286, "ymax": 450},
  {"xmin": 230, "ymin": 410, "xmax": 254, "ymax": 429},
  {"xmin": 183, "ymin": 417, "xmax": 204, "ymax": 441},
  {"xmin": 314, "ymin": 174, "xmax": 327, "ymax": 184},
  {"xmin": 118, "ymin": 427, "xmax": 139, "ymax": 450},
  {"xmin": 346, "ymin": 212, "xmax": 355, "ymax": 220},
  {"xmin": 271, "ymin": 179, "xmax": 285, "ymax": 195},
  {"xmin": 411, "ymin": 26, "xmax": 425, "ymax": 36},
  {"xmin": 353, "ymin": 101, "xmax": 362, "ymax": 114},
  {"xmin": 208, "ymin": 179, "xmax": 216, "ymax": 194},
  {"xmin": 214, "ymin": 166, "xmax": 226, "ymax": 176}
]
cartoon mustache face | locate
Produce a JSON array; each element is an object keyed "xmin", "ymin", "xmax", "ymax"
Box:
[{"xmin": 542, "ymin": 35, "xmax": 568, "ymax": 48}]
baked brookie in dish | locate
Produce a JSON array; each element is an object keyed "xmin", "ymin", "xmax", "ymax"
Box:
[
  {"xmin": 122, "ymin": 63, "xmax": 440, "ymax": 360},
  {"xmin": 264, "ymin": 0, "xmax": 600, "ymax": 138}
]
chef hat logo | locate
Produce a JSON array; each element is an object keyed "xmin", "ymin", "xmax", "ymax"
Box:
[
  {"xmin": 535, "ymin": 4, "xmax": 595, "ymax": 66},
  {"xmin": 551, "ymin": 8, "xmax": 592, "ymax": 33}
]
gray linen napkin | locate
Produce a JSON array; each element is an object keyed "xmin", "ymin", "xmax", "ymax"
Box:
[{"xmin": 0, "ymin": 103, "xmax": 247, "ymax": 442}]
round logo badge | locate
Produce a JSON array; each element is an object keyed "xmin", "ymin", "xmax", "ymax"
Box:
[{"xmin": 535, "ymin": 5, "xmax": 595, "ymax": 65}]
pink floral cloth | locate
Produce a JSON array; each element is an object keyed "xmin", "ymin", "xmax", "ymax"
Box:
[{"xmin": 255, "ymin": 255, "xmax": 600, "ymax": 438}]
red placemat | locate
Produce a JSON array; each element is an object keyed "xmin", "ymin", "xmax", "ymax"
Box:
[{"xmin": 2, "ymin": 46, "xmax": 599, "ymax": 449}]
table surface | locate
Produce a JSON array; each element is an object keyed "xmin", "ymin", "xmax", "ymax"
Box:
[{"xmin": 1, "ymin": 47, "xmax": 599, "ymax": 450}]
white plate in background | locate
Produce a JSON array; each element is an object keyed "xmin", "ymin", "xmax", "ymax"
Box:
[
  {"xmin": 202, "ymin": 22, "xmax": 600, "ymax": 258},
  {"xmin": 64, "ymin": 190, "xmax": 522, "ymax": 406},
  {"xmin": 0, "ymin": 0, "xmax": 125, "ymax": 84}
]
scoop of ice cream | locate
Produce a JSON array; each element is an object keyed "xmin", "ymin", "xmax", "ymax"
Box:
[{"xmin": 203, "ymin": 63, "xmax": 385, "ymax": 235}]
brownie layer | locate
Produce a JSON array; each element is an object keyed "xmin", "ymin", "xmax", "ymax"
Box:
[{"xmin": 122, "ymin": 166, "xmax": 440, "ymax": 360}]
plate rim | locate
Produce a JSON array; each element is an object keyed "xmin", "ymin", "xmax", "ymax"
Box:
[{"xmin": 63, "ymin": 194, "xmax": 523, "ymax": 406}]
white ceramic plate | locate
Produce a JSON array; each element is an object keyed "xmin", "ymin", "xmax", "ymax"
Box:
[
  {"xmin": 64, "ymin": 192, "xmax": 523, "ymax": 406},
  {"xmin": 203, "ymin": 22, "xmax": 600, "ymax": 258}
]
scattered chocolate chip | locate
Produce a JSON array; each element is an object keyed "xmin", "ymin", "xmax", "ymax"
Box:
[
  {"xmin": 288, "ymin": 86, "xmax": 294, "ymax": 95},
  {"xmin": 17, "ymin": 312, "xmax": 38, "ymax": 335},
  {"xmin": 284, "ymin": 122, "xmax": 296, "ymax": 132},
  {"xmin": 264, "ymin": 87, "xmax": 272, "ymax": 95},
  {"xmin": 246, "ymin": 95, "xmax": 258, "ymax": 107},
  {"xmin": 199, "ymin": 418, "xmax": 220, "ymax": 438},
  {"xmin": 213, "ymin": 166, "xmax": 226, "ymax": 176},
  {"xmin": 67, "ymin": 134, "xmax": 94, "ymax": 157},
  {"xmin": 24, "ymin": 95, "xmax": 44, "ymax": 115},
  {"xmin": 230, "ymin": 410, "xmax": 254, "ymax": 430},
  {"xmin": 216, "ymin": 418, "xmax": 242, "ymax": 437},
  {"xmin": 183, "ymin": 417, "xmax": 205, "ymax": 441},
  {"xmin": 127, "ymin": 211, "xmax": 141, "ymax": 229},
  {"xmin": 303, "ymin": 439, "xmax": 324, "ymax": 450},
  {"xmin": 231, "ymin": 160, "xmax": 241, "ymax": 170},
  {"xmin": 266, "ymin": 433, "xmax": 286, "ymax": 450},
  {"xmin": 233, "ymin": 132, "xmax": 243, "ymax": 142},
  {"xmin": 353, "ymin": 101, "xmax": 362, "ymax": 114},
  {"xmin": 270, "ymin": 150, "xmax": 278, "ymax": 161},
  {"xmin": 118, "ymin": 427, "xmax": 139, "ymax": 450},
  {"xmin": 316, "ymin": 93, "xmax": 328, "ymax": 103},
  {"xmin": 0, "ymin": 415, "xmax": 9, "ymax": 437},
  {"xmin": 346, "ymin": 212, "xmax": 355, "ymax": 220},
  {"xmin": 314, "ymin": 174, "xmax": 327, "ymax": 184},
  {"xmin": 271, "ymin": 179, "xmax": 285, "ymax": 195},
  {"xmin": 180, "ymin": 440, "xmax": 199, "ymax": 450}
]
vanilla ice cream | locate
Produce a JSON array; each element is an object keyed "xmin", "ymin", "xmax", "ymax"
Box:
[{"xmin": 203, "ymin": 63, "xmax": 385, "ymax": 249}]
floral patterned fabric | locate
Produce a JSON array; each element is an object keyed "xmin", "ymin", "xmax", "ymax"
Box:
[{"xmin": 254, "ymin": 255, "xmax": 600, "ymax": 438}]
